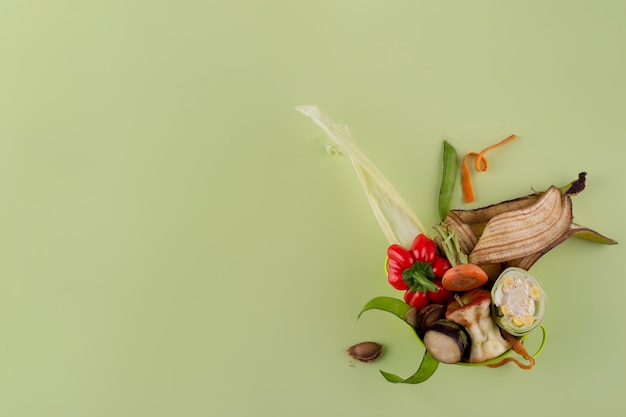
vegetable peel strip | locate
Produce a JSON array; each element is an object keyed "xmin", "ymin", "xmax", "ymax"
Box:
[
  {"xmin": 358, "ymin": 297, "xmax": 438, "ymax": 383},
  {"xmin": 295, "ymin": 105, "xmax": 428, "ymax": 247},
  {"xmin": 462, "ymin": 135, "xmax": 517, "ymax": 203},
  {"xmin": 357, "ymin": 297, "xmax": 547, "ymax": 382},
  {"xmin": 358, "ymin": 296, "xmax": 411, "ymax": 322},
  {"xmin": 379, "ymin": 351, "xmax": 439, "ymax": 384},
  {"xmin": 487, "ymin": 325, "xmax": 547, "ymax": 369}
]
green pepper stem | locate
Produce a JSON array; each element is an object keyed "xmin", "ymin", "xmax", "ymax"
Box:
[
  {"xmin": 402, "ymin": 262, "xmax": 438, "ymax": 293},
  {"xmin": 408, "ymin": 271, "xmax": 438, "ymax": 292}
]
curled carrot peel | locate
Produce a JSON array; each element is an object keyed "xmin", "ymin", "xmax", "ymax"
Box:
[
  {"xmin": 462, "ymin": 135, "xmax": 517, "ymax": 203},
  {"xmin": 487, "ymin": 328, "xmax": 535, "ymax": 370}
]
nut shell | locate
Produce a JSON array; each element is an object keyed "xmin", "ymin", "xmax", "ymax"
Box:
[{"xmin": 347, "ymin": 341, "xmax": 383, "ymax": 363}]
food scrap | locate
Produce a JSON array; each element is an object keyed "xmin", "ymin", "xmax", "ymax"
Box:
[
  {"xmin": 491, "ymin": 267, "xmax": 547, "ymax": 336},
  {"xmin": 433, "ymin": 224, "xmax": 488, "ymax": 292},
  {"xmin": 461, "ymin": 134, "xmax": 517, "ymax": 203},
  {"xmin": 296, "ymin": 105, "xmax": 617, "ymax": 385},
  {"xmin": 347, "ymin": 341, "xmax": 383, "ymax": 365},
  {"xmin": 386, "ymin": 234, "xmax": 452, "ymax": 310}
]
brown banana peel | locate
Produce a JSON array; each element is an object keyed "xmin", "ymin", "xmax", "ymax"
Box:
[
  {"xmin": 468, "ymin": 187, "xmax": 573, "ymax": 265},
  {"xmin": 442, "ymin": 179, "xmax": 617, "ymax": 275}
]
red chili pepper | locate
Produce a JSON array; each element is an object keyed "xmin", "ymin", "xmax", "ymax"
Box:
[{"xmin": 404, "ymin": 289, "xmax": 429, "ymax": 310}]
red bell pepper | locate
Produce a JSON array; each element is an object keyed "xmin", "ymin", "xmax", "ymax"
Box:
[{"xmin": 386, "ymin": 235, "xmax": 452, "ymax": 304}]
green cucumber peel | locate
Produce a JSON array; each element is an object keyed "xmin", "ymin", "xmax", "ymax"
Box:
[
  {"xmin": 358, "ymin": 296, "xmax": 411, "ymax": 322},
  {"xmin": 357, "ymin": 297, "xmax": 548, "ymax": 382},
  {"xmin": 380, "ymin": 351, "xmax": 439, "ymax": 384},
  {"xmin": 358, "ymin": 296, "xmax": 440, "ymax": 384}
]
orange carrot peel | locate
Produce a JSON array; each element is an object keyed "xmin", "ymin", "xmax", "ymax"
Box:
[
  {"xmin": 461, "ymin": 135, "xmax": 517, "ymax": 203},
  {"xmin": 487, "ymin": 328, "xmax": 536, "ymax": 370}
]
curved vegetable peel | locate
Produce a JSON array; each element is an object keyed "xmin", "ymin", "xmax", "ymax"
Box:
[
  {"xmin": 570, "ymin": 224, "xmax": 617, "ymax": 245},
  {"xmin": 380, "ymin": 351, "xmax": 439, "ymax": 384},
  {"xmin": 358, "ymin": 296, "xmax": 411, "ymax": 322},
  {"xmin": 468, "ymin": 187, "xmax": 573, "ymax": 265},
  {"xmin": 462, "ymin": 135, "xmax": 517, "ymax": 203},
  {"xmin": 296, "ymin": 105, "xmax": 428, "ymax": 248},
  {"xmin": 359, "ymin": 297, "xmax": 547, "ymax": 382},
  {"xmin": 358, "ymin": 297, "xmax": 438, "ymax": 383},
  {"xmin": 487, "ymin": 325, "xmax": 547, "ymax": 369},
  {"xmin": 445, "ymin": 179, "xmax": 616, "ymax": 270}
]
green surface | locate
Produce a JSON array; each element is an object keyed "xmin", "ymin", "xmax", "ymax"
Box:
[{"xmin": 1, "ymin": 1, "xmax": 625, "ymax": 416}]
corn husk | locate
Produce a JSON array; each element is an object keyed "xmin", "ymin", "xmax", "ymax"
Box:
[{"xmin": 296, "ymin": 105, "xmax": 427, "ymax": 248}]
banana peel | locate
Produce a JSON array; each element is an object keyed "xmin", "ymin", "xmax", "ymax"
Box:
[{"xmin": 442, "ymin": 173, "xmax": 617, "ymax": 278}]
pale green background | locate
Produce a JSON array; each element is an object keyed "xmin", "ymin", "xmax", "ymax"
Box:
[{"xmin": 1, "ymin": 1, "xmax": 624, "ymax": 416}]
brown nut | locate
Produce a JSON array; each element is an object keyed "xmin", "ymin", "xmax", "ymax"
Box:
[{"xmin": 346, "ymin": 341, "xmax": 383, "ymax": 363}]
